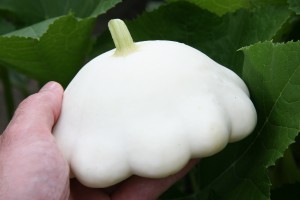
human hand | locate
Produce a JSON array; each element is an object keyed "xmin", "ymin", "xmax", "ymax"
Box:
[{"xmin": 0, "ymin": 81, "xmax": 198, "ymax": 200}]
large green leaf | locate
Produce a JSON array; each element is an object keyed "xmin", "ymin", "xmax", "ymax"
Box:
[
  {"xmin": 0, "ymin": 19, "xmax": 14, "ymax": 34},
  {"xmin": 0, "ymin": 0, "xmax": 121, "ymax": 86},
  {"xmin": 196, "ymin": 41, "xmax": 300, "ymax": 200},
  {"xmin": 0, "ymin": 0, "xmax": 121, "ymax": 24},
  {"xmin": 0, "ymin": 15, "xmax": 94, "ymax": 86},
  {"xmin": 94, "ymin": 2, "xmax": 291, "ymax": 75},
  {"xmin": 167, "ymin": 0, "xmax": 250, "ymax": 16},
  {"xmin": 288, "ymin": 0, "xmax": 300, "ymax": 14},
  {"xmin": 167, "ymin": 0, "xmax": 287, "ymax": 16},
  {"xmin": 249, "ymin": 0, "xmax": 287, "ymax": 7},
  {"xmin": 3, "ymin": 17, "xmax": 58, "ymax": 38}
]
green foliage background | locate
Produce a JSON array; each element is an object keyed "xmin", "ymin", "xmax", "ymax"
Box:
[{"xmin": 0, "ymin": 0, "xmax": 299, "ymax": 199}]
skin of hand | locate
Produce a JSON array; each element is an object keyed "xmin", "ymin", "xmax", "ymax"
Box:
[{"xmin": 0, "ymin": 81, "xmax": 198, "ymax": 200}]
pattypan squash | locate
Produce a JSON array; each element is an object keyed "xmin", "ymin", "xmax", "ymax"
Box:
[{"xmin": 53, "ymin": 19, "xmax": 257, "ymax": 188}]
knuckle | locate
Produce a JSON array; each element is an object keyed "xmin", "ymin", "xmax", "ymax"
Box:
[
  {"xmin": 13, "ymin": 92, "xmax": 54, "ymax": 122},
  {"xmin": 18, "ymin": 92, "xmax": 52, "ymax": 111}
]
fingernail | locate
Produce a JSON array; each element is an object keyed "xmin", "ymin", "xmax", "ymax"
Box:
[{"xmin": 40, "ymin": 81, "xmax": 59, "ymax": 92}]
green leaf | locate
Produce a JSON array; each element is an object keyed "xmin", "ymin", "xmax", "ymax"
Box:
[
  {"xmin": 0, "ymin": 18, "xmax": 14, "ymax": 34},
  {"xmin": 0, "ymin": 0, "xmax": 121, "ymax": 24},
  {"xmin": 167, "ymin": 0, "xmax": 250, "ymax": 16},
  {"xmin": 288, "ymin": 0, "xmax": 300, "ymax": 14},
  {"xmin": 4, "ymin": 17, "xmax": 58, "ymax": 38},
  {"xmin": 94, "ymin": 2, "xmax": 291, "ymax": 75},
  {"xmin": 249, "ymin": 0, "xmax": 287, "ymax": 7},
  {"xmin": 166, "ymin": 0, "xmax": 288, "ymax": 16},
  {"xmin": 89, "ymin": 0, "xmax": 122, "ymax": 18},
  {"xmin": 197, "ymin": 41, "xmax": 300, "ymax": 200},
  {"xmin": 0, "ymin": 0, "xmax": 121, "ymax": 86},
  {"xmin": 0, "ymin": 15, "xmax": 94, "ymax": 86}
]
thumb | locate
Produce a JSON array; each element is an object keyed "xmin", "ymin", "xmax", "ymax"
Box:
[
  {"xmin": 0, "ymin": 82, "xmax": 69, "ymax": 200},
  {"xmin": 2, "ymin": 81, "xmax": 64, "ymax": 138}
]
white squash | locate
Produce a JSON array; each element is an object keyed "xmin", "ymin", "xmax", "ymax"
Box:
[{"xmin": 53, "ymin": 19, "xmax": 257, "ymax": 188}]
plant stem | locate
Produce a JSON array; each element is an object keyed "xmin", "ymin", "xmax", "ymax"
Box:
[
  {"xmin": 0, "ymin": 66, "xmax": 15, "ymax": 119},
  {"xmin": 108, "ymin": 19, "xmax": 137, "ymax": 56}
]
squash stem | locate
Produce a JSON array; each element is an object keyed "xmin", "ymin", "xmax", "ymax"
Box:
[{"xmin": 108, "ymin": 19, "xmax": 137, "ymax": 56}]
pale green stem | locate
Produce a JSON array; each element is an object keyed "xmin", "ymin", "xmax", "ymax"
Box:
[{"xmin": 108, "ymin": 19, "xmax": 137, "ymax": 56}]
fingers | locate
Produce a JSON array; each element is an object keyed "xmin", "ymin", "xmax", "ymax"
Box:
[
  {"xmin": 112, "ymin": 159, "xmax": 199, "ymax": 200},
  {"xmin": 2, "ymin": 81, "xmax": 64, "ymax": 138},
  {"xmin": 69, "ymin": 179, "xmax": 109, "ymax": 200}
]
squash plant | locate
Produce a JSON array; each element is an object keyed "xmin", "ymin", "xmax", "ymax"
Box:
[{"xmin": 0, "ymin": 0, "xmax": 300, "ymax": 199}]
